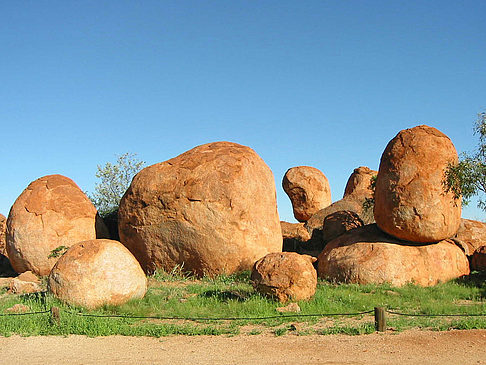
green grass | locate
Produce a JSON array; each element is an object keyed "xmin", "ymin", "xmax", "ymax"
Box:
[{"xmin": 1, "ymin": 271, "xmax": 485, "ymax": 337}]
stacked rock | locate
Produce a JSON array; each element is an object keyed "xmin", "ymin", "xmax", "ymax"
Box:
[{"xmin": 318, "ymin": 125, "xmax": 469, "ymax": 286}]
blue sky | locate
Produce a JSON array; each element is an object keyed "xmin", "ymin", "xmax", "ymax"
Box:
[{"xmin": 1, "ymin": 0, "xmax": 485, "ymax": 222}]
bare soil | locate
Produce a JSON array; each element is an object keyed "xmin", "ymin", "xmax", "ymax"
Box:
[{"xmin": 1, "ymin": 329, "xmax": 485, "ymax": 364}]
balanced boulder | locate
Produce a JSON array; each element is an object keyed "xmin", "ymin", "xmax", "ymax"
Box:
[
  {"xmin": 118, "ymin": 142, "xmax": 282, "ymax": 277},
  {"xmin": 48, "ymin": 239, "xmax": 147, "ymax": 309},
  {"xmin": 6, "ymin": 174, "xmax": 108, "ymax": 276},
  {"xmin": 282, "ymin": 166, "xmax": 331, "ymax": 222},
  {"xmin": 251, "ymin": 252, "xmax": 317, "ymax": 302},
  {"xmin": 318, "ymin": 224, "xmax": 469, "ymax": 286},
  {"xmin": 374, "ymin": 125, "xmax": 461, "ymax": 243}
]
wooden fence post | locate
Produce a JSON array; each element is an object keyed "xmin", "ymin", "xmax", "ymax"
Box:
[
  {"xmin": 50, "ymin": 307, "xmax": 60, "ymax": 326},
  {"xmin": 374, "ymin": 307, "xmax": 386, "ymax": 332}
]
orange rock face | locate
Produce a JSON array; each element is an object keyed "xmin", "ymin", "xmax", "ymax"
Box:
[
  {"xmin": 251, "ymin": 252, "xmax": 317, "ymax": 302},
  {"xmin": 471, "ymin": 246, "xmax": 486, "ymax": 271},
  {"xmin": 0, "ymin": 213, "xmax": 6, "ymax": 256},
  {"xmin": 343, "ymin": 166, "xmax": 377, "ymax": 200},
  {"xmin": 318, "ymin": 224, "xmax": 469, "ymax": 286},
  {"xmin": 374, "ymin": 125, "xmax": 461, "ymax": 243},
  {"xmin": 453, "ymin": 219, "xmax": 486, "ymax": 256},
  {"xmin": 118, "ymin": 142, "xmax": 282, "ymax": 277},
  {"xmin": 321, "ymin": 210, "xmax": 363, "ymax": 243},
  {"xmin": 48, "ymin": 239, "xmax": 147, "ymax": 309},
  {"xmin": 282, "ymin": 166, "xmax": 332, "ymax": 222},
  {"xmin": 6, "ymin": 175, "xmax": 108, "ymax": 276}
]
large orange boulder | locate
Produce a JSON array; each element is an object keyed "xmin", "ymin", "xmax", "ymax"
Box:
[
  {"xmin": 471, "ymin": 246, "xmax": 486, "ymax": 271},
  {"xmin": 343, "ymin": 166, "xmax": 377, "ymax": 200},
  {"xmin": 452, "ymin": 219, "xmax": 486, "ymax": 256},
  {"xmin": 6, "ymin": 175, "xmax": 108, "ymax": 276},
  {"xmin": 0, "ymin": 213, "xmax": 6, "ymax": 256},
  {"xmin": 48, "ymin": 239, "xmax": 147, "ymax": 309},
  {"xmin": 282, "ymin": 166, "xmax": 332, "ymax": 222},
  {"xmin": 321, "ymin": 210, "xmax": 363, "ymax": 243},
  {"xmin": 251, "ymin": 252, "xmax": 317, "ymax": 302},
  {"xmin": 317, "ymin": 224, "xmax": 469, "ymax": 286},
  {"xmin": 374, "ymin": 125, "xmax": 461, "ymax": 243},
  {"xmin": 118, "ymin": 142, "xmax": 282, "ymax": 277}
]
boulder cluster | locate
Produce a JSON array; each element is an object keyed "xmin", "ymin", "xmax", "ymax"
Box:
[{"xmin": 0, "ymin": 125, "xmax": 484, "ymax": 307}]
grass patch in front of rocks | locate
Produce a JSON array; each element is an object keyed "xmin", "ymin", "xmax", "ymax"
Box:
[{"xmin": 0, "ymin": 271, "xmax": 485, "ymax": 337}]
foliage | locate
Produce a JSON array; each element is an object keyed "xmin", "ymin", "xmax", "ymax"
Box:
[
  {"xmin": 48, "ymin": 246, "xmax": 69, "ymax": 258},
  {"xmin": 444, "ymin": 111, "xmax": 486, "ymax": 210},
  {"xmin": 89, "ymin": 153, "xmax": 145, "ymax": 217}
]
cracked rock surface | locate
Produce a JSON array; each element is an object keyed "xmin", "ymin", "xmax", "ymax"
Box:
[
  {"xmin": 6, "ymin": 174, "xmax": 107, "ymax": 276},
  {"xmin": 0, "ymin": 213, "xmax": 6, "ymax": 256},
  {"xmin": 118, "ymin": 141, "xmax": 282, "ymax": 277},
  {"xmin": 374, "ymin": 125, "xmax": 461, "ymax": 243}
]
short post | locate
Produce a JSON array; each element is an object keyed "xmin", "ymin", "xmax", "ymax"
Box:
[
  {"xmin": 50, "ymin": 306, "xmax": 60, "ymax": 326},
  {"xmin": 374, "ymin": 307, "xmax": 386, "ymax": 332}
]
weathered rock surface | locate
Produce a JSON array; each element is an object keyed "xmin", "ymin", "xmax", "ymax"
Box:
[
  {"xmin": 452, "ymin": 219, "xmax": 486, "ymax": 256},
  {"xmin": 48, "ymin": 239, "xmax": 147, "ymax": 309},
  {"xmin": 6, "ymin": 175, "xmax": 108, "ymax": 276},
  {"xmin": 282, "ymin": 166, "xmax": 332, "ymax": 222},
  {"xmin": 343, "ymin": 166, "xmax": 377, "ymax": 200},
  {"xmin": 118, "ymin": 142, "xmax": 282, "ymax": 277},
  {"xmin": 374, "ymin": 125, "xmax": 461, "ymax": 243},
  {"xmin": 318, "ymin": 224, "xmax": 469, "ymax": 286},
  {"xmin": 0, "ymin": 254, "xmax": 14, "ymax": 277},
  {"xmin": 471, "ymin": 246, "xmax": 486, "ymax": 271},
  {"xmin": 8, "ymin": 271, "xmax": 42, "ymax": 294},
  {"xmin": 304, "ymin": 196, "xmax": 374, "ymax": 251},
  {"xmin": 0, "ymin": 213, "xmax": 6, "ymax": 256},
  {"xmin": 322, "ymin": 210, "xmax": 364, "ymax": 243},
  {"xmin": 251, "ymin": 252, "xmax": 317, "ymax": 302}
]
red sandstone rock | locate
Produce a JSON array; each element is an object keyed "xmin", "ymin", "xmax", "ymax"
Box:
[
  {"xmin": 0, "ymin": 213, "xmax": 6, "ymax": 256},
  {"xmin": 6, "ymin": 175, "xmax": 108, "ymax": 276},
  {"xmin": 251, "ymin": 252, "xmax": 317, "ymax": 302},
  {"xmin": 118, "ymin": 142, "xmax": 282, "ymax": 277},
  {"xmin": 453, "ymin": 219, "xmax": 486, "ymax": 256},
  {"xmin": 48, "ymin": 239, "xmax": 147, "ymax": 309},
  {"xmin": 322, "ymin": 210, "xmax": 363, "ymax": 243},
  {"xmin": 374, "ymin": 125, "xmax": 461, "ymax": 243},
  {"xmin": 471, "ymin": 246, "xmax": 486, "ymax": 271},
  {"xmin": 318, "ymin": 224, "xmax": 469, "ymax": 286},
  {"xmin": 343, "ymin": 166, "xmax": 377, "ymax": 200},
  {"xmin": 282, "ymin": 166, "xmax": 332, "ymax": 222}
]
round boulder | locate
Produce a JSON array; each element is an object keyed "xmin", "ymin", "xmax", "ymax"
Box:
[
  {"xmin": 282, "ymin": 166, "xmax": 332, "ymax": 222},
  {"xmin": 322, "ymin": 210, "xmax": 363, "ymax": 243},
  {"xmin": 471, "ymin": 246, "xmax": 486, "ymax": 271},
  {"xmin": 343, "ymin": 166, "xmax": 377, "ymax": 200},
  {"xmin": 118, "ymin": 142, "xmax": 282, "ymax": 277},
  {"xmin": 374, "ymin": 125, "xmax": 461, "ymax": 243},
  {"xmin": 251, "ymin": 252, "xmax": 317, "ymax": 302},
  {"xmin": 6, "ymin": 175, "xmax": 108, "ymax": 276},
  {"xmin": 452, "ymin": 219, "xmax": 486, "ymax": 256},
  {"xmin": 48, "ymin": 239, "xmax": 147, "ymax": 309},
  {"xmin": 318, "ymin": 224, "xmax": 469, "ymax": 286}
]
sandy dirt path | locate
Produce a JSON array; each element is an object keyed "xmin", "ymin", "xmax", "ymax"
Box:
[{"xmin": 1, "ymin": 330, "xmax": 486, "ymax": 364}]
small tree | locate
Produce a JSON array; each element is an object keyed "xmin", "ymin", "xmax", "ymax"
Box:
[
  {"xmin": 90, "ymin": 153, "xmax": 145, "ymax": 217},
  {"xmin": 444, "ymin": 111, "xmax": 486, "ymax": 210}
]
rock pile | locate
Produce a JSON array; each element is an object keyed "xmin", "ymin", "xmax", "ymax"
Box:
[
  {"xmin": 118, "ymin": 142, "xmax": 282, "ymax": 277},
  {"xmin": 5, "ymin": 175, "xmax": 109, "ymax": 276}
]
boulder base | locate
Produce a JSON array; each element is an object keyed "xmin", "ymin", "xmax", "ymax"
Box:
[
  {"xmin": 48, "ymin": 239, "xmax": 147, "ymax": 309},
  {"xmin": 118, "ymin": 142, "xmax": 282, "ymax": 277},
  {"xmin": 6, "ymin": 175, "xmax": 108, "ymax": 276},
  {"xmin": 374, "ymin": 125, "xmax": 461, "ymax": 243},
  {"xmin": 318, "ymin": 224, "xmax": 469, "ymax": 286},
  {"xmin": 251, "ymin": 252, "xmax": 317, "ymax": 302}
]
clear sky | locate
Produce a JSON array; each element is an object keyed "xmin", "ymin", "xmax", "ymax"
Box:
[{"xmin": 1, "ymin": 0, "xmax": 485, "ymax": 222}]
